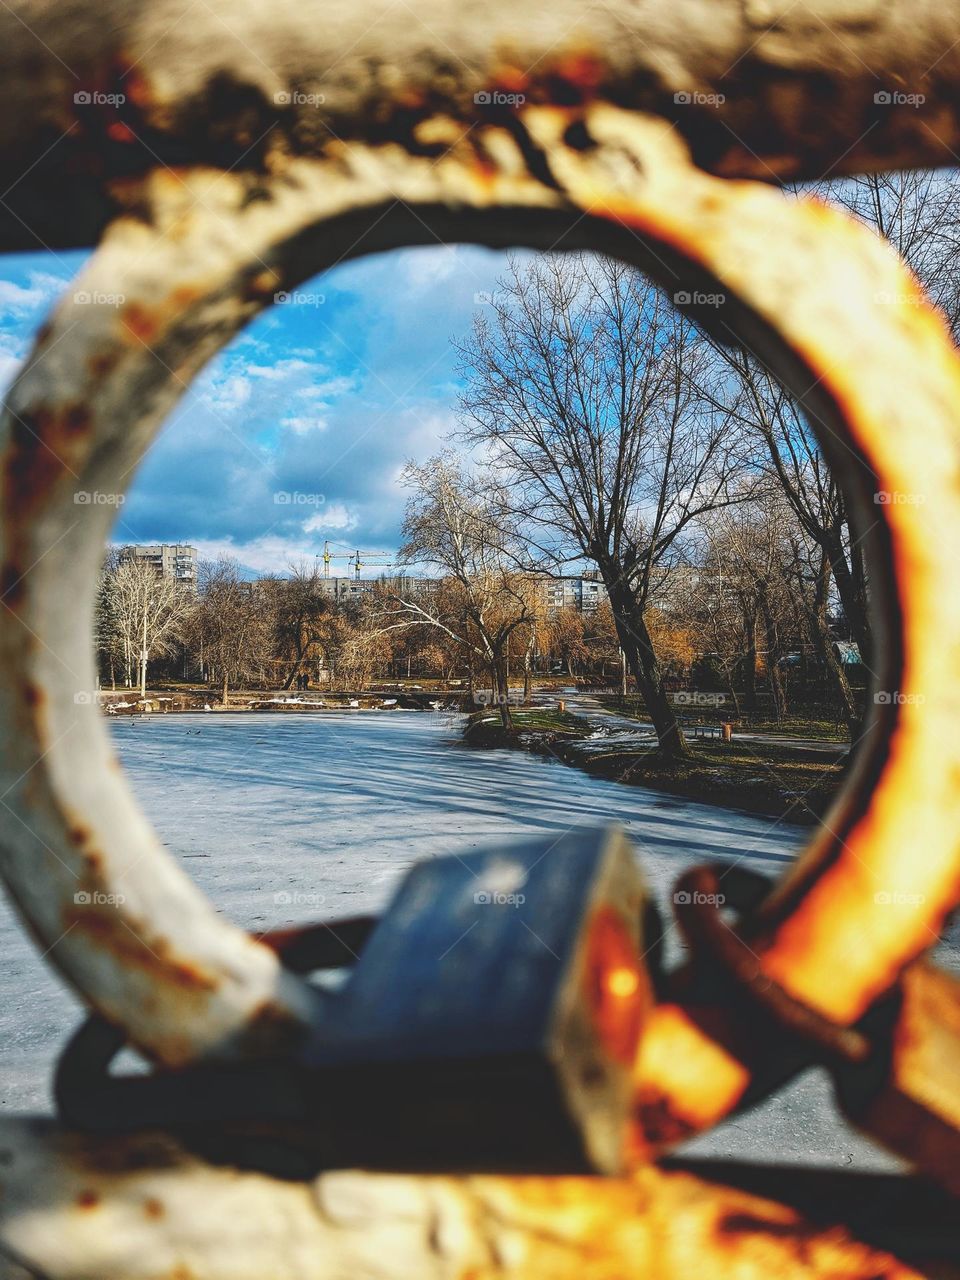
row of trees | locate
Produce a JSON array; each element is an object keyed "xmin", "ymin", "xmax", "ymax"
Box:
[
  {"xmin": 95, "ymin": 173, "xmax": 953, "ymax": 747},
  {"xmin": 396, "ymin": 168, "xmax": 957, "ymax": 750},
  {"xmin": 93, "ymin": 554, "xmax": 634, "ymax": 703}
]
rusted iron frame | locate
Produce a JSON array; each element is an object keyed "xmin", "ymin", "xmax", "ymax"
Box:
[
  {"xmin": 0, "ymin": 5, "xmax": 957, "ymax": 1270},
  {"xmin": 0, "ymin": 101, "xmax": 957, "ymax": 1155},
  {"xmin": 2, "ymin": 1, "xmax": 960, "ymax": 251},
  {"xmin": 0, "ymin": 1117, "xmax": 942, "ymax": 1280}
]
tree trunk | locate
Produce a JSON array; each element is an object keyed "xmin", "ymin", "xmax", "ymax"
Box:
[
  {"xmin": 139, "ymin": 604, "xmax": 148, "ymax": 698},
  {"xmin": 606, "ymin": 582, "xmax": 689, "ymax": 759},
  {"xmin": 808, "ymin": 550, "xmax": 858, "ymax": 728},
  {"xmin": 282, "ymin": 650, "xmax": 305, "ymax": 691},
  {"xmin": 493, "ymin": 652, "xmax": 513, "ymax": 731},
  {"xmin": 824, "ymin": 531, "xmax": 870, "ymax": 665},
  {"xmin": 758, "ymin": 590, "xmax": 786, "ymax": 721},
  {"xmin": 222, "ymin": 669, "xmax": 229, "ymax": 706},
  {"xmin": 742, "ymin": 604, "xmax": 758, "ymax": 718}
]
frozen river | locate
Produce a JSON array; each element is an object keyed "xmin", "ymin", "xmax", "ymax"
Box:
[{"xmin": 0, "ymin": 710, "xmax": 906, "ymax": 1170}]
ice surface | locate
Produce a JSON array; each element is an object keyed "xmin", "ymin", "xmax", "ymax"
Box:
[{"xmin": 1, "ymin": 709, "xmax": 944, "ymax": 1172}]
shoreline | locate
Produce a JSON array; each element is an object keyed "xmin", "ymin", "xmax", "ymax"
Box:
[{"xmin": 462, "ymin": 712, "xmax": 846, "ymax": 826}]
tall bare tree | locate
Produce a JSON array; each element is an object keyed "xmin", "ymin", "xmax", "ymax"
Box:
[
  {"xmin": 456, "ymin": 252, "xmax": 740, "ymax": 757},
  {"xmin": 193, "ymin": 558, "xmax": 271, "ymax": 704},
  {"xmin": 111, "ymin": 555, "xmax": 195, "ymax": 696}
]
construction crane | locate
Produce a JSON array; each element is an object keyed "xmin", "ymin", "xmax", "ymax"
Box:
[
  {"xmin": 320, "ymin": 540, "xmax": 355, "ymax": 579},
  {"xmin": 320, "ymin": 541, "xmax": 394, "ymax": 580},
  {"xmin": 351, "ymin": 549, "xmax": 392, "ymax": 580}
]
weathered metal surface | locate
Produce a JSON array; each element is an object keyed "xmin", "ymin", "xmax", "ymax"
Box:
[
  {"xmin": 0, "ymin": 1, "xmax": 959, "ymax": 1274},
  {"xmin": 2, "ymin": 0, "xmax": 960, "ymax": 250},
  {"xmin": 836, "ymin": 961, "xmax": 960, "ymax": 1195},
  {"xmin": 0, "ymin": 1120, "xmax": 934, "ymax": 1280},
  {"xmin": 10, "ymin": 97, "xmax": 960, "ymax": 1124}
]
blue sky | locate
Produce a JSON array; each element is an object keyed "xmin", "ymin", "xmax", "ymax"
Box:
[{"xmin": 0, "ymin": 243, "xmax": 522, "ymax": 576}]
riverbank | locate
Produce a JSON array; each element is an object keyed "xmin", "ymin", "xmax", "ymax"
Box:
[
  {"xmin": 98, "ymin": 690, "xmax": 466, "ymax": 715},
  {"xmin": 463, "ymin": 708, "xmax": 848, "ymax": 824}
]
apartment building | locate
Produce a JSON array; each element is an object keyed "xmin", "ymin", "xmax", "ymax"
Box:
[{"xmin": 119, "ymin": 544, "xmax": 198, "ymax": 590}]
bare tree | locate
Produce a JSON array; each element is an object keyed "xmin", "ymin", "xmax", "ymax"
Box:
[
  {"xmin": 456, "ymin": 252, "xmax": 741, "ymax": 758},
  {"xmin": 817, "ymin": 170, "xmax": 960, "ymax": 340},
  {"xmin": 193, "ymin": 558, "xmax": 271, "ymax": 704},
  {"xmin": 696, "ymin": 336, "xmax": 871, "ymax": 670},
  {"xmin": 111, "ymin": 555, "xmax": 195, "ymax": 696},
  {"xmin": 390, "ymin": 456, "xmax": 538, "ymax": 730},
  {"xmin": 265, "ymin": 563, "xmax": 337, "ymax": 690}
]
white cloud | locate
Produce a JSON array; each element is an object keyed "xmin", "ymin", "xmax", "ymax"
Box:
[
  {"xmin": 310, "ymin": 502, "xmax": 356, "ymax": 532},
  {"xmin": 0, "ymin": 272, "xmax": 68, "ymax": 313},
  {"xmin": 282, "ymin": 416, "xmax": 328, "ymax": 435}
]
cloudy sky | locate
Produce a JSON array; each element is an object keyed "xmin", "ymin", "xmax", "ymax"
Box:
[{"xmin": 0, "ymin": 243, "xmax": 523, "ymax": 576}]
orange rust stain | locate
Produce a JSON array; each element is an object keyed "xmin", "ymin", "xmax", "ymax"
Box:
[
  {"xmin": 89, "ymin": 350, "xmax": 120, "ymax": 379},
  {"xmin": 75, "ymin": 1188, "xmax": 100, "ymax": 1209},
  {"xmin": 247, "ymin": 269, "xmax": 281, "ymax": 300},
  {"xmin": 144, "ymin": 1196, "xmax": 164, "ymax": 1219},
  {"xmin": 169, "ymin": 285, "xmax": 201, "ymax": 310},
  {"xmin": 62, "ymin": 404, "xmax": 91, "ymax": 437},
  {"xmin": 493, "ymin": 64, "xmax": 529, "ymax": 95},
  {"xmin": 121, "ymin": 303, "xmax": 160, "ymax": 345},
  {"xmin": 4, "ymin": 410, "xmax": 78, "ymax": 516},
  {"xmin": 122, "ymin": 68, "xmax": 153, "ymax": 111},
  {"xmin": 121, "ymin": 287, "xmax": 203, "ymax": 348},
  {"xmin": 62, "ymin": 906, "xmax": 218, "ymax": 994},
  {"xmin": 107, "ymin": 121, "xmax": 136, "ymax": 144},
  {"xmin": 22, "ymin": 684, "xmax": 46, "ymax": 713},
  {"xmin": 549, "ymin": 52, "xmax": 607, "ymax": 96}
]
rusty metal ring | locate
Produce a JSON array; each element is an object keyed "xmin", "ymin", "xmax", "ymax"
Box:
[
  {"xmin": 0, "ymin": 104, "xmax": 958, "ymax": 1166},
  {"xmin": 672, "ymin": 864, "xmax": 872, "ymax": 1069}
]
